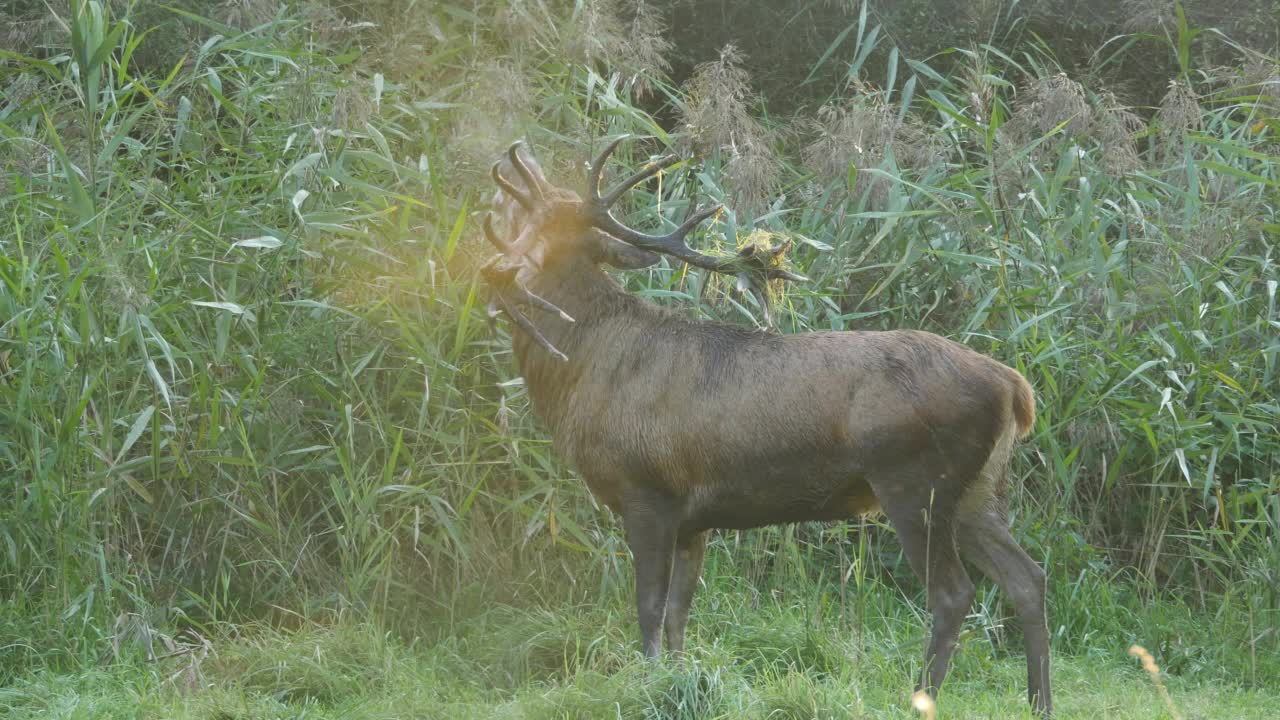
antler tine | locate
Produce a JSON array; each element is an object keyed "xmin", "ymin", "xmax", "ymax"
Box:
[
  {"xmin": 770, "ymin": 267, "xmax": 809, "ymax": 282},
  {"xmin": 601, "ymin": 154, "xmax": 681, "ymax": 207},
  {"xmin": 494, "ymin": 293, "xmax": 568, "ymax": 362},
  {"xmin": 586, "ymin": 201, "xmax": 729, "ymax": 271},
  {"xmin": 682, "ymin": 183, "xmax": 700, "ymax": 222},
  {"xmin": 747, "ymin": 283, "xmax": 772, "ymax": 327},
  {"xmin": 480, "ymin": 220, "xmax": 575, "ymax": 323},
  {"xmin": 482, "ymin": 213, "xmax": 512, "ymax": 252},
  {"xmin": 491, "ymin": 162, "xmax": 533, "ymax": 211},
  {"xmin": 506, "ymin": 141, "xmax": 545, "ymax": 204},
  {"xmin": 588, "ymin": 136, "xmax": 628, "ymax": 201},
  {"xmin": 589, "ymin": 137, "xmax": 683, "ymax": 208},
  {"xmin": 507, "ymin": 282, "xmax": 575, "ymax": 323},
  {"xmin": 672, "ymin": 204, "xmax": 723, "ymax": 240}
]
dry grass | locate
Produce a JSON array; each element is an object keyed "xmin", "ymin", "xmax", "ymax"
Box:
[
  {"xmin": 216, "ymin": 0, "xmax": 280, "ymax": 29},
  {"xmin": 622, "ymin": 0, "xmax": 673, "ymax": 98},
  {"xmin": 803, "ymin": 87, "xmax": 942, "ymax": 206},
  {"xmin": 1122, "ymin": 0, "xmax": 1177, "ymax": 35},
  {"xmin": 681, "ymin": 45, "xmax": 781, "ymax": 211},
  {"xmin": 1094, "ymin": 91, "xmax": 1146, "ymax": 176},
  {"xmin": 1156, "ymin": 79, "xmax": 1203, "ymax": 151},
  {"xmin": 1003, "ymin": 73, "xmax": 1093, "ymax": 144},
  {"xmin": 1130, "ymin": 645, "xmax": 1186, "ymax": 720}
]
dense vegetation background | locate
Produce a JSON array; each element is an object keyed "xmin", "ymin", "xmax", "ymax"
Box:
[{"xmin": 1, "ymin": 1, "xmax": 1277, "ymax": 717}]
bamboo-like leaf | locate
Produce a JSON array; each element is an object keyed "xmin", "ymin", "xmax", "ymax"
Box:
[
  {"xmin": 190, "ymin": 301, "xmax": 246, "ymax": 314},
  {"xmin": 114, "ymin": 405, "xmax": 154, "ymax": 465},
  {"xmin": 146, "ymin": 359, "xmax": 171, "ymax": 408},
  {"xmin": 231, "ymin": 236, "xmax": 283, "ymax": 250}
]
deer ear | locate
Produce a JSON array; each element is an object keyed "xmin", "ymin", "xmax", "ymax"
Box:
[{"xmin": 589, "ymin": 231, "xmax": 660, "ymax": 269}]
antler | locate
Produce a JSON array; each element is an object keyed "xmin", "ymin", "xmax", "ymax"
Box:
[
  {"xmin": 481, "ymin": 217, "xmax": 573, "ymax": 322},
  {"xmin": 482, "ymin": 144, "xmax": 574, "ymax": 361},
  {"xmin": 582, "ymin": 136, "xmax": 808, "ymax": 285},
  {"xmin": 490, "ymin": 142, "xmax": 547, "ymax": 211},
  {"xmin": 482, "ymin": 137, "xmax": 808, "ymax": 357}
]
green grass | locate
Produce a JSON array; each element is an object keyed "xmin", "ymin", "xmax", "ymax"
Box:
[
  {"xmin": 4, "ymin": 593, "xmax": 1278, "ymax": 720},
  {"xmin": 1, "ymin": 0, "xmax": 1277, "ymax": 716}
]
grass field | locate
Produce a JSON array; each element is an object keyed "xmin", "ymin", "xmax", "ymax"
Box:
[
  {"xmin": 4, "ymin": 590, "xmax": 1278, "ymax": 720},
  {"xmin": 1, "ymin": 1, "xmax": 1277, "ymax": 718}
]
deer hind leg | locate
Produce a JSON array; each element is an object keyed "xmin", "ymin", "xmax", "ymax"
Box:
[
  {"xmin": 621, "ymin": 494, "xmax": 680, "ymax": 659},
  {"xmin": 875, "ymin": 485, "xmax": 975, "ymax": 702},
  {"xmin": 958, "ymin": 511, "xmax": 1052, "ymax": 718}
]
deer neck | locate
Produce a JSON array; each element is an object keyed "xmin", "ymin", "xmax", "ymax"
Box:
[{"xmin": 510, "ymin": 259, "xmax": 649, "ymax": 432}]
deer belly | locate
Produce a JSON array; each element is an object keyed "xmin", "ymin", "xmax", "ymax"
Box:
[{"xmin": 690, "ymin": 472, "xmax": 880, "ymax": 531}]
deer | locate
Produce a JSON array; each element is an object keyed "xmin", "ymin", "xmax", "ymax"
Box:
[{"xmin": 478, "ymin": 137, "xmax": 1052, "ymax": 717}]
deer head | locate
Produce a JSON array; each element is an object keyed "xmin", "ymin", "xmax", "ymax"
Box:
[{"xmin": 480, "ymin": 138, "xmax": 805, "ymax": 360}]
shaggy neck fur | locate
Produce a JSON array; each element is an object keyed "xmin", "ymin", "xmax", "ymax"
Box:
[{"xmin": 510, "ymin": 255, "xmax": 666, "ymax": 434}]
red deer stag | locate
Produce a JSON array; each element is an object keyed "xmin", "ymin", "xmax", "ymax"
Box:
[{"xmin": 479, "ymin": 138, "xmax": 1051, "ymax": 717}]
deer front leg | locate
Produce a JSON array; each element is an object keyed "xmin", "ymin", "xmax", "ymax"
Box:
[
  {"xmin": 664, "ymin": 530, "xmax": 707, "ymax": 655},
  {"xmin": 622, "ymin": 497, "xmax": 679, "ymax": 658}
]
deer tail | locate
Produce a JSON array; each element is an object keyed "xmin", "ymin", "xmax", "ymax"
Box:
[
  {"xmin": 1010, "ymin": 372, "xmax": 1036, "ymax": 439},
  {"xmin": 960, "ymin": 369, "xmax": 1036, "ymax": 515}
]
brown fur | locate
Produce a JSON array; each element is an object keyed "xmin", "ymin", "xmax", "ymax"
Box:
[{"xmin": 513, "ymin": 252, "xmax": 1026, "ymax": 528}]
